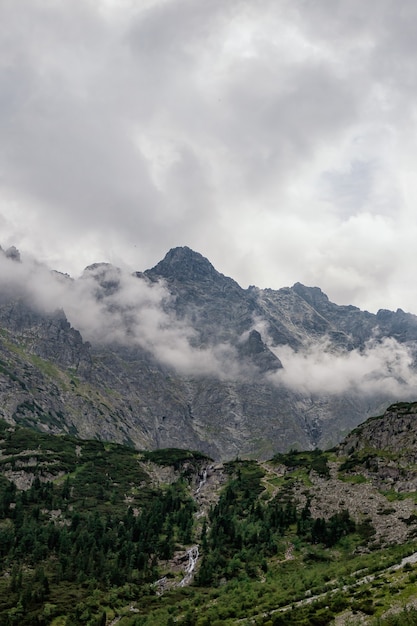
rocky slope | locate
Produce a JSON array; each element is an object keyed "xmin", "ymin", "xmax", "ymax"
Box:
[
  {"xmin": 337, "ymin": 401, "xmax": 417, "ymax": 493},
  {"xmin": 3, "ymin": 401, "xmax": 417, "ymax": 548},
  {"xmin": 2, "ymin": 404, "xmax": 417, "ymax": 625},
  {"xmin": 0, "ymin": 245, "xmax": 416, "ymax": 459}
]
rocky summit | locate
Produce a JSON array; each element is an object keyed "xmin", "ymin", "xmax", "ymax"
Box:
[{"xmin": 0, "ymin": 245, "xmax": 417, "ymax": 460}]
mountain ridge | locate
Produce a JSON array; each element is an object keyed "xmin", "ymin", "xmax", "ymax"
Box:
[{"xmin": 0, "ymin": 244, "xmax": 416, "ymax": 459}]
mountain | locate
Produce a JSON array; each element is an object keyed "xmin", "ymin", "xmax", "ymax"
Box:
[
  {"xmin": 1, "ymin": 403, "xmax": 417, "ymax": 624},
  {"xmin": 0, "ymin": 245, "xmax": 416, "ymax": 459}
]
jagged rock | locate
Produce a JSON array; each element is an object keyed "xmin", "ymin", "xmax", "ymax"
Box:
[
  {"xmin": 376, "ymin": 309, "xmax": 417, "ymax": 342},
  {"xmin": 146, "ymin": 246, "xmax": 224, "ymax": 284},
  {"xmin": 338, "ymin": 402, "xmax": 417, "ymax": 459},
  {"xmin": 336, "ymin": 402, "xmax": 417, "ymax": 492},
  {"xmin": 0, "ymin": 245, "xmax": 417, "ymax": 459},
  {"xmin": 238, "ymin": 330, "xmax": 282, "ymax": 372},
  {"xmin": 0, "ymin": 301, "xmax": 91, "ymax": 375},
  {"xmin": 82, "ymin": 263, "xmax": 122, "ymax": 297}
]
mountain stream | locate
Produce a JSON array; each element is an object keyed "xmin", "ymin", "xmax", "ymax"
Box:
[{"xmin": 179, "ymin": 545, "xmax": 199, "ymax": 587}]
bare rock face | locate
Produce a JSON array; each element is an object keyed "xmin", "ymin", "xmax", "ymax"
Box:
[
  {"xmin": 338, "ymin": 402, "xmax": 417, "ymax": 459},
  {"xmin": 238, "ymin": 330, "xmax": 283, "ymax": 373},
  {"xmin": 82, "ymin": 263, "xmax": 122, "ymax": 297},
  {"xmin": 0, "ymin": 245, "xmax": 417, "ymax": 460},
  {"xmin": 337, "ymin": 402, "xmax": 417, "ymax": 492},
  {"xmin": 146, "ymin": 246, "xmax": 225, "ymax": 284},
  {"xmin": 0, "ymin": 301, "xmax": 92, "ymax": 375}
]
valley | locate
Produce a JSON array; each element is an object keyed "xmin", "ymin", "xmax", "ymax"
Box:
[
  {"xmin": 1, "ymin": 246, "xmax": 417, "ymax": 624},
  {"xmin": 1, "ymin": 403, "xmax": 417, "ymax": 624}
]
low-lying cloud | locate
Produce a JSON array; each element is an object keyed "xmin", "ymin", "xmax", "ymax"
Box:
[
  {"xmin": 1, "ymin": 249, "xmax": 417, "ymax": 398},
  {"xmin": 0, "ymin": 252, "xmax": 255, "ymax": 380},
  {"xmin": 270, "ymin": 337, "xmax": 417, "ymax": 397}
]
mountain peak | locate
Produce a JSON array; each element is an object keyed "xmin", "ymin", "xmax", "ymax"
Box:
[
  {"xmin": 146, "ymin": 246, "xmax": 223, "ymax": 283},
  {"xmin": 238, "ymin": 330, "xmax": 283, "ymax": 373},
  {"xmin": 82, "ymin": 262, "xmax": 121, "ymax": 296},
  {"xmin": 291, "ymin": 282, "xmax": 329, "ymax": 306}
]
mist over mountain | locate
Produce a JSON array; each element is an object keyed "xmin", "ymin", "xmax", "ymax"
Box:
[{"xmin": 0, "ymin": 244, "xmax": 416, "ymax": 459}]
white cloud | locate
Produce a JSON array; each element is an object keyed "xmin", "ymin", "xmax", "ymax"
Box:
[
  {"xmin": 270, "ymin": 336, "xmax": 417, "ymax": 397},
  {"xmin": 0, "ymin": 253, "xmax": 258, "ymax": 380},
  {"xmin": 1, "ymin": 249, "xmax": 417, "ymax": 401},
  {"xmin": 1, "ymin": 1, "xmax": 417, "ymax": 313}
]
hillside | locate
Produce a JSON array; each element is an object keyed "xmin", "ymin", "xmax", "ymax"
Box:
[
  {"xmin": 1, "ymin": 245, "xmax": 417, "ymax": 459},
  {"xmin": 1, "ymin": 404, "xmax": 417, "ymax": 624}
]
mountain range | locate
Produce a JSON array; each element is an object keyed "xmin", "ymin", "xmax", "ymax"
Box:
[{"xmin": 0, "ymin": 244, "xmax": 417, "ymax": 460}]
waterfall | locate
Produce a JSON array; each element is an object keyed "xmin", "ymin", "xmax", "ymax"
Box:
[
  {"xmin": 195, "ymin": 468, "xmax": 208, "ymax": 495},
  {"xmin": 179, "ymin": 545, "xmax": 199, "ymax": 586}
]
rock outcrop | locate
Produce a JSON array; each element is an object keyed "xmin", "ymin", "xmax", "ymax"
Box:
[{"xmin": 0, "ymin": 246, "xmax": 416, "ymax": 459}]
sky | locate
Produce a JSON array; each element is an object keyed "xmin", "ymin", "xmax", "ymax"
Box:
[{"xmin": 1, "ymin": 0, "xmax": 417, "ymax": 314}]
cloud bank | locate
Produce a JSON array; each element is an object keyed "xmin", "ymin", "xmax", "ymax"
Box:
[
  {"xmin": 1, "ymin": 249, "xmax": 417, "ymax": 400},
  {"xmin": 0, "ymin": 252, "xmax": 253, "ymax": 380},
  {"xmin": 1, "ymin": 1, "xmax": 417, "ymax": 313},
  {"xmin": 270, "ymin": 337, "xmax": 417, "ymax": 397}
]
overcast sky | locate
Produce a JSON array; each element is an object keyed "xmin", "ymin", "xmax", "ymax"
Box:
[{"xmin": 1, "ymin": 0, "xmax": 417, "ymax": 313}]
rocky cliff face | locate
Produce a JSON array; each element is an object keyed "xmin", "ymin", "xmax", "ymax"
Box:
[
  {"xmin": 339, "ymin": 402, "xmax": 417, "ymax": 457},
  {"xmin": 0, "ymin": 246, "xmax": 416, "ymax": 459},
  {"xmin": 337, "ymin": 402, "xmax": 417, "ymax": 493}
]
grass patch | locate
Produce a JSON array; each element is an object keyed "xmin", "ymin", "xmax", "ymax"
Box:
[{"xmin": 271, "ymin": 449, "xmax": 331, "ymax": 478}]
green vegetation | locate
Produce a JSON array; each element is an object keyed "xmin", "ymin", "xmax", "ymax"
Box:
[
  {"xmin": 29, "ymin": 355, "xmax": 63, "ymax": 381},
  {"xmin": 0, "ymin": 422, "xmax": 200, "ymax": 625},
  {"xmin": 0, "ymin": 422, "xmax": 417, "ymax": 625},
  {"xmin": 272, "ymin": 448, "xmax": 331, "ymax": 478},
  {"xmin": 196, "ymin": 459, "xmax": 356, "ymax": 589},
  {"xmin": 0, "ymin": 358, "xmax": 27, "ymax": 389},
  {"xmin": 387, "ymin": 401, "xmax": 417, "ymax": 414},
  {"xmin": 371, "ymin": 606, "xmax": 417, "ymax": 625},
  {"xmin": 142, "ymin": 448, "xmax": 211, "ymax": 471}
]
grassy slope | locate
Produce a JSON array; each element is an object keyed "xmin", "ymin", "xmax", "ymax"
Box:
[{"xmin": 1, "ymin": 422, "xmax": 417, "ymax": 625}]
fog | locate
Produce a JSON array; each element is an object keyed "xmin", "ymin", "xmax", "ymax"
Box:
[
  {"xmin": 0, "ymin": 252, "xmax": 254, "ymax": 380},
  {"xmin": 1, "ymin": 249, "xmax": 416, "ymax": 397},
  {"xmin": 4, "ymin": 1, "xmax": 417, "ymax": 314},
  {"xmin": 270, "ymin": 337, "xmax": 417, "ymax": 397}
]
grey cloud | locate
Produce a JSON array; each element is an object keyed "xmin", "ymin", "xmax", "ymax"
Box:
[
  {"xmin": 2, "ymin": 249, "xmax": 417, "ymax": 400},
  {"xmin": 1, "ymin": 0, "xmax": 417, "ymax": 315},
  {"xmin": 320, "ymin": 160, "xmax": 375, "ymax": 216},
  {"xmin": 0, "ymin": 2, "xmax": 162, "ymax": 247},
  {"xmin": 0, "ymin": 252, "xmax": 258, "ymax": 380}
]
